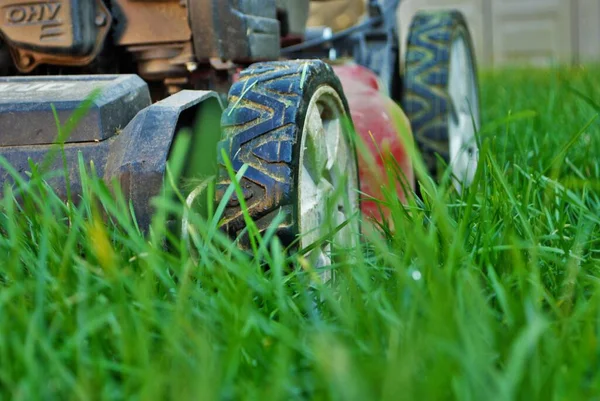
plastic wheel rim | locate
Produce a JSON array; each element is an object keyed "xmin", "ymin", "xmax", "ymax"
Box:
[
  {"xmin": 298, "ymin": 85, "xmax": 359, "ymax": 272},
  {"xmin": 448, "ymin": 30, "xmax": 480, "ymax": 193}
]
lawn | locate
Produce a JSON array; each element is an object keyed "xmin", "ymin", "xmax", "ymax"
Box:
[{"xmin": 1, "ymin": 66, "xmax": 600, "ymax": 400}]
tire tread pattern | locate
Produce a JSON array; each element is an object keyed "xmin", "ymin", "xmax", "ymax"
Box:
[
  {"xmin": 402, "ymin": 10, "xmax": 477, "ymax": 177},
  {"xmin": 215, "ymin": 60, "xmax": 348, "ymax": 247}
]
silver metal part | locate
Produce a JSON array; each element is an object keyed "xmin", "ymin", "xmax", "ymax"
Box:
[
  {"xmin": 298, "ymin": 85, "xmax": 360, "ymax": 277},
  {"xmin": 448, "ymin": 31, "xmax": 480, "ymax": 193}
]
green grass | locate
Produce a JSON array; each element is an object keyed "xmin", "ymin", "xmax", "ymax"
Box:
[{"xmin": 2, "ymin": 65, "xmax": 600, "ymax": 400}]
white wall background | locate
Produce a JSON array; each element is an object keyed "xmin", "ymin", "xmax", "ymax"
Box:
[{"xmin": 398, "ymin": 0, "xmax": 600, "ymax": 67}]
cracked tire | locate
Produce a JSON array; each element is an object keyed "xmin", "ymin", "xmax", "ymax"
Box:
[
  {"xmin": 216, "ymin": 60, "xmax": 360, "ymax": 258},
  {"xmin": 402, "ymin": 10, "xmax": 480, "ymax": 189}
]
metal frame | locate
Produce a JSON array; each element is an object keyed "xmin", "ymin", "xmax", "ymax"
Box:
[{"xmin": 282, "ymin": 0, "xmax": 402, "ymax": 99}]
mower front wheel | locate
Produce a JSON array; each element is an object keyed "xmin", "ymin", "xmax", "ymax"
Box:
[{"xmin": 216, "ymin": 60, "xmax": 360, "ymax": 268}]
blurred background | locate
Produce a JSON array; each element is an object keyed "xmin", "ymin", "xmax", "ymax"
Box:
[
  {"xmin": 398, "ymin": 0, "xmax": 600, "ymax": 67},
  {"xmin": 303, "ymin": 0, "xmax": 600, "ymax": 68}
]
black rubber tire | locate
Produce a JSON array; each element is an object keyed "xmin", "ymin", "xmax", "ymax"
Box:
[
  {"xmin": 402, "ymin": 10, "xmax": 480, "ymax": 180},
  {"xmin": 215, "ymin": 60, "xmax": 359, "ymax": 249}
]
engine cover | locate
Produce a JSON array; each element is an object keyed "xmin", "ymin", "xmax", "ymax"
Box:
[{"xmin": 0, "ymin": 0, "xmax": 112, "ymax": 72}]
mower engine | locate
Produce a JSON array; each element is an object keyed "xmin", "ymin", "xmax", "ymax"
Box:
[
  {"xmin": 0, "ymin": 1, "xmax": 111, "ymax": 72},
  {"xmin": 0, "ymin": 0, "xmax": 293, "ymax": 97}
]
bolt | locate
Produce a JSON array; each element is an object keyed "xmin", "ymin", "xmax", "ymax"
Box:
[
  {"xmin": 185, "ymin": 61, "xmax": 198, "ymax": 72},
  {"xmin": 20, "ymin": 54, "xmax": 33, "ymax": 67},
  {"xmin": 95, "ymin": 14, "xmax": 107, "ymax": 27}
]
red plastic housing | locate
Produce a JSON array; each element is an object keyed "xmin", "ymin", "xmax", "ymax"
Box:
[{"xmin": 333, "ymin": 63, "xmax": 415, "ymax": 221}]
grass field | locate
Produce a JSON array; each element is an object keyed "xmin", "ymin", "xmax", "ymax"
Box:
[{"xmin": 2, "ymin": 66, "xmax": 600, "ymax": 400}]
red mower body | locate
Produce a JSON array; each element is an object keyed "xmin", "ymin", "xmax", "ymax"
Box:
[
  {"xmin": 332, "ymin": 64, "xmax": 415, "ymax": 220},
  {"xmin": 232, "ymin": 62, "xmax": 415, "ymax": 220}
]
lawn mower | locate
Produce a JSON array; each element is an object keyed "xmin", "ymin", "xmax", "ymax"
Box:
[{"xmin": 0, "ymin": 0, "xmax": 480, "ymax": 266}]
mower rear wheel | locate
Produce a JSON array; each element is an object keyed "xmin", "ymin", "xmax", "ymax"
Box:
[
  {"xmin": 403, "ymin": 10, "xmax": 480, "ymax": 192},
  {"xmin": 216, "ymin": 60, "xmax": 360, "ymax": 268}
]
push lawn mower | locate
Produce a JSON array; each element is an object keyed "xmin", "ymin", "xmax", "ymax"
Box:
[{"xmin": 0, "ymin": 0, "xmax": 480, "ymax": 265}]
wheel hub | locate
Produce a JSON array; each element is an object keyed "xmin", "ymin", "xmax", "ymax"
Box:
[
  {"xmin": 298, "ymin": 85, "xmax": 359, "ymax": 272},
  {"xmin": 448, "ymin": 31, "xmax": 480, "ymax": 192}
]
